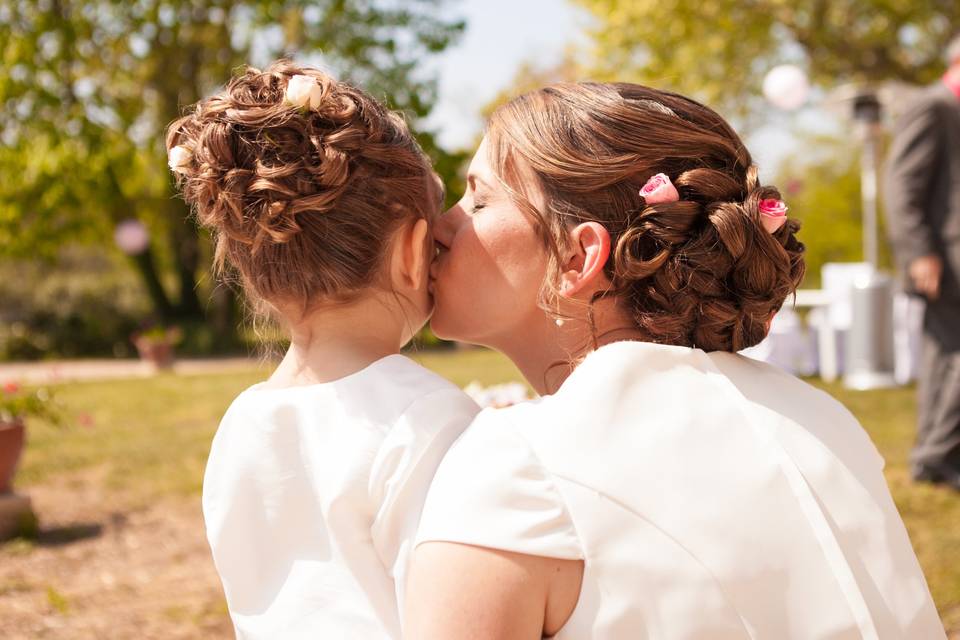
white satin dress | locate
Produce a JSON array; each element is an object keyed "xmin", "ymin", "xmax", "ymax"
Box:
[
  {"xmin": 203, "ymin": 355, "xmax": 479, "ymax": 639},
  {"xmin": 417, "ymin": 341, "xmax": 946, "ymax": 639}
]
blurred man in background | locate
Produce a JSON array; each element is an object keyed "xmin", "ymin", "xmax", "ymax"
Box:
[{"xmin": 884, "ymin": 33, "xmax": 960, "ymax": 491}]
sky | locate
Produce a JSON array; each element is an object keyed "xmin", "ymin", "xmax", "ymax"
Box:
[
  {"xmin": 425, "ymin": 0, "xmax": 838, "ymax": 175},
  {"xmin": 425, "ymin": 0, "xmax": 589, "ymax": 150}
]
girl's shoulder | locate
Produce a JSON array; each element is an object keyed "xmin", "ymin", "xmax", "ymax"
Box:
[{"xmin": 223, "ymin": 354, "xmax": 475, "ymax": 424}]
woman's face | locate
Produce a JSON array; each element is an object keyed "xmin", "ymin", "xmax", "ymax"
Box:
[{"xmin": 429, "ymin": 137, "xmax": 550, "ymax": 347}]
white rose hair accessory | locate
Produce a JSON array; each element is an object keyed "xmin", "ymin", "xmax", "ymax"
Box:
[
  {"xmin": 639, "ymin": 172, "xmax": 680, "ymax": 204},
  {"xmin": 285, "ymin": 74, "xmax": 325, "ymax": 111},
  {"xmin": 168, "ymin": 145, "xmax": 192, "ymax": 174}
]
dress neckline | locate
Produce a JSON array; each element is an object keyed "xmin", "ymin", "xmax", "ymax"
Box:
[{"xmin": 246, "ymin": 353, "xmax": 413, "ymax": 394}]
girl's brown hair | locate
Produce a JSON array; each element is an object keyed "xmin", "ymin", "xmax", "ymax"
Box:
[
  {"xmin": 486, "ymin": 82, "xmax": 805, "ymax": 353},
  {"xmin": 165, "ymin": 60, "xmax": 439, "ymax": 315}
]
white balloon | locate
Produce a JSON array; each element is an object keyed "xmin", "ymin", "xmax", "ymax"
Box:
[
  {"xmin": 763, "ymin": 64, "xmax": 810, "ymax": 111},
  {"xmin": 114, "ymin": 219, "xmax": 150, "ymax": 255}
]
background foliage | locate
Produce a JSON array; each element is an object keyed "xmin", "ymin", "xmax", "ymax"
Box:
[{"xmin": 0, "ymin": 0, "xmax": 464, "ymax": 357}]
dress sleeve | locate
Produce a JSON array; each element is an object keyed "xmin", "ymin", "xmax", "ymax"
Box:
[
  {"xmin": 368, "ymin": 387, "xmax": 480, "ymax": 612},
  {"xmin": 415, "ymin": 407, "xmax": 583, "ymax": 561}
]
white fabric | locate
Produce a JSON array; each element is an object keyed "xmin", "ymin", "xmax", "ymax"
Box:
[
  {"xmin": 418, "ymin": 341, "xmax": 945, "ymax": 639},
  {"xmin": 203, "ymin": 354, "xmax": 479, "ymax": 639}
]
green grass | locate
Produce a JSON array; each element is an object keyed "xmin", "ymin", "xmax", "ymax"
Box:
[{"xmin": 14, "ymin": 348, "xmax": 960, "ymax": 630}]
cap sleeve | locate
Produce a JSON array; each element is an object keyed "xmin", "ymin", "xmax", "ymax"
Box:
[
  {"xmin": 369, "ymin": 387, "xmax": 480, "ymax": 611},
  {"xmin": 415, "ymin": 407, "xmax": 583, "ymax": 561}
]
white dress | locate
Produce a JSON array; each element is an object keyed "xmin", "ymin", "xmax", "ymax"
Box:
[
  {"xmin": 203, "ymin": 354, "xmax": 479, "ymax": 639},
  {"xmin": 417, "ymin": 341, "xmax": 946, "ymax": 639}
]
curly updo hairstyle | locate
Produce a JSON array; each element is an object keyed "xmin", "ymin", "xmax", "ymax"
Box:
[
  {"xmin": 165, "ymin": 60, "xmax": 439, "ymax": 315},
  {"xmin": 486, "ymin": 82, "xmax": 806, "ymax": 353}
]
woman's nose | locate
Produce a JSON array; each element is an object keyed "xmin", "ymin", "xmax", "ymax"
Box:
[{"xmin": 433, "ymin": 204, "xmax": 461, "ymax": 248}]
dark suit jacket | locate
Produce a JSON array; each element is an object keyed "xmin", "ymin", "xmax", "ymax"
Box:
[{"xmin": 884, "ymin": 82, "xmax": 960, "ymax": 308}]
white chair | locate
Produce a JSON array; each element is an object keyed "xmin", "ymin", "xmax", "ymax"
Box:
[
  {"xmin": 741, "ymin": 307, "xmax": 817, "ymax": 376},
  {"xmin": 807, "ymin": 262, "xmax": 876, "ymax": 382}
]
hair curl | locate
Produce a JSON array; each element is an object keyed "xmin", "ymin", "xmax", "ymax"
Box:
[
  {"xmin": 486, "ymin": 82, "xmax": 805, "ymax": 353},
  {"xmin": 165, "ymin": 60, "xmax": 438, "ymax": 314}
]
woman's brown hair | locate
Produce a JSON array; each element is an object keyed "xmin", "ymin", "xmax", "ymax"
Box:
[
  {"xmin": 486, "ymin": 82, "xmax": 806, "ymax": 353},
  {"xmin": 165, "ymin": 60, "xmax": 438, "ymax": 316}
]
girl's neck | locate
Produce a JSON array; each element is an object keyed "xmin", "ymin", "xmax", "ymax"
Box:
[{"xmin": 267, "ymin": 294, "xmax": 412, "ymax": 388}]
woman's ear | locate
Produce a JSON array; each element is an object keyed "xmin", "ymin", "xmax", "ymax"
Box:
[
  {"xmin": 557, "ymin": 222, "xmax": 611, "ymax": 298},
  {"xmin": 393, "ymin": 217, "xmax": 432, "ymax": 290}
]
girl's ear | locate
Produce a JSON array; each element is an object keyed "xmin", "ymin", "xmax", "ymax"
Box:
[
  {"xmin": 393, "ymin": 217, "xmax": 432, "ymax": 290},
  {"xmin": 556, "ymin": 222, "xmax": 612, "ymax": 298}
]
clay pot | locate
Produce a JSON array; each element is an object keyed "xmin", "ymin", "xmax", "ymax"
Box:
[
  {"xmin": 134, "ymin": 340, "xmax": 175, "ymax": 369},
  {"xmin": 0, "ymin": 418, "xmax": 25, "ymax": 494}
]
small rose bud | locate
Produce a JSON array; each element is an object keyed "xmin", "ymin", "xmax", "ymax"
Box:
[
  {"xmin": 759, "ymin": 198, "xmax": 788, "ymax": 233},
  {"xmin": 167, "ymin": 145, "xmax": 192, "ymax": 174},
  {"xmin": 285, "ymin": 74, "xmax": 324, "ymax": 111},
  {"xmin": 640, "ymin": 173, "xmax": 680, "ymax": 205}
]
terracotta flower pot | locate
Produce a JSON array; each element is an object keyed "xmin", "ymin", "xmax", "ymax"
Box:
[
  {"xmin": 0, "ymin": 418, "xmax": 25, "ymax": 494},
  {"xmin": 134, "ymin": 340, "xmax": 175, "ymax": 369}
]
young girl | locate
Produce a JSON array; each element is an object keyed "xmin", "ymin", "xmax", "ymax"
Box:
[{"xmin": 166, "ymin": 61, "xmax": 478, "ymax": 639}]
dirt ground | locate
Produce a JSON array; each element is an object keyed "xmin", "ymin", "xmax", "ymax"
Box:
[
  {"xmin": 3, "ymin": 471, "xmax": 958, "ymax": 638},
  {"xmin": 0, "ymin": 473, "xmax": 232, "ymax": 639}
]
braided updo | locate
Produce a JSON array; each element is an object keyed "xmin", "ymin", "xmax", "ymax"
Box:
[
  {"xmin": 486, "ymin": 82, "xmax": 805, "ymax": 353},
  {"xmin": 165, "ymin": 60, "xmax": 438, "ymax": 312}
]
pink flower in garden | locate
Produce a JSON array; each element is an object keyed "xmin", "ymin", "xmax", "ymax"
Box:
[
  {"xmin": 639, "ymin": 173, "xmax": 680, "ymax": 205},
  {"xmin": 3, "ymin": 381, "xmax": 19, "ymax": 394},
  {"xmin": 759, "ymin": 198, "xmax": 788, "ymax": 233}
]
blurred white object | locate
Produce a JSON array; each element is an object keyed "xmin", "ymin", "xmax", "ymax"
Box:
[
  {"xmin": 807, "ymin": 262, "xmax": 876, "ymax": 382},
  {"xmin": 741, "ymin": 307, "xmax": 817, "ymax": 376},
  {"xmin": 800, "ymin": 263, "xmax": 921, "ymax": 385},
  {"xmin": 114, "ymin": 219, "xmax": 150, "ymax": 255},
  {"xmin": 463, "ymin": 381, "xmax": 531, "ymax": 409},
  {"xmin": 893, "ymin": 294, "xmax": 924, "ymax": 384},
  {"xmin": 844, "ymin": 271, "xmax": 897, "ymax": 390},
  {"xmin": 763, "ymin": 64, "xmax": 810, "ymax": 111}
]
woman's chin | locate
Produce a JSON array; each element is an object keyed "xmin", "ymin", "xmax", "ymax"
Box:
[
  {"xmin": 428, "ymin": 302, "xmax": 464, "ymax": 343},
  {"xmin": 427, "ymin": 312, "xmax": 453, "ymax": 341}
]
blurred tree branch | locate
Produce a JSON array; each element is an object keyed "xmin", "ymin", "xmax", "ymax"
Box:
[
  {"xmin": 573, "ymin": 0, "xmax": 958, "ymax": 118},
  {"xmin": 0, "ymin": 0, "xmax": 464, "ymax": 329}
]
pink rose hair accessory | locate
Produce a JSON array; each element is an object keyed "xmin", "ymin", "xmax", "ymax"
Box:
[
  {"xmin": 759, "ymin": 198, "xmax": 788, "ymax": 233},
  {"xmin": 639, "ymin": 173, "xmax": 680, "ymax": 205}
]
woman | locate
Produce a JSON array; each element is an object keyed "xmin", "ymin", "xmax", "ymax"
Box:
[{"xmin": 404, "ymin": 83, "xmax": 945, "ymax": 639}]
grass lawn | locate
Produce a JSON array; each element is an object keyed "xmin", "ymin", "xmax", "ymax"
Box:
[{"xmin": 10, "ymin": 347, "xmax": 960, "ymax": 632}]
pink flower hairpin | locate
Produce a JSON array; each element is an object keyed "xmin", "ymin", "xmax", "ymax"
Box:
[
  {"xmin": 759, "ymin": 198, "xmax": 788, "ymax": 233},
  {"xmin": 640, "ymin": 173, "xmax": 679, "ymax": 204}
]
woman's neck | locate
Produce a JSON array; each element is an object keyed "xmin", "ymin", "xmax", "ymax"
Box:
[
  {"xmin": 267, "ymin": 294, "xmax": 409, "ymax": 388},
  {"xmin": 493, "ymin": 299, "xmax": 645, "ymax": 396}
]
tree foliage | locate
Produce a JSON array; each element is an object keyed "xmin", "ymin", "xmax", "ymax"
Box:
[
  {"xmin": 0, "ymin": 0, "xmax": 463, "ymax": 323},
  {"xmin": 772, "ymin": 135, "xmax": 894, "ymax": 285},
  {"xmin": 573, "ymin": 0, "xmax": 958, "ymax": 115}
]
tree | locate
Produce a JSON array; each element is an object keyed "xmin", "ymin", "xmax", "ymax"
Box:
[
  {"xmin": 572, "ymin": 0, "xmax": 959, "ymax": 116},
  {"xmin": 772, "ymin": 134, "xmax": 894, "ymax": 286},
  {"xmin": 0, "ymin": 0, "xmax": 463, "ymax": 329}
]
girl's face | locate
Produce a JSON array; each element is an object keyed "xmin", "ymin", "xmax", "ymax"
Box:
[{"xmin": 429, "ymin": 137, "xmax": 550, "ymax": 347}]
